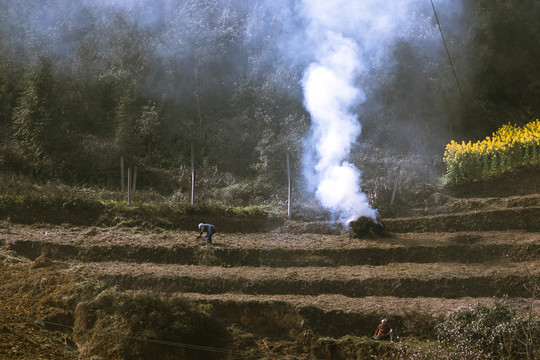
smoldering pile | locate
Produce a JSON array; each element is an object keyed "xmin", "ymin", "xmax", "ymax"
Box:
[{"xmin": 348, "ymin": 216, "xmax": 387, "ymax": 239}]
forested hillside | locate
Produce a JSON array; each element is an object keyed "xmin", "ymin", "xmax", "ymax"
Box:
[
  {"xmin": 0, "ymin": 0, "xmax": 538, "ymax": 205},
  {"xmin": 1, "ymin": 3, "xmax": 539, "ymax": 358}
]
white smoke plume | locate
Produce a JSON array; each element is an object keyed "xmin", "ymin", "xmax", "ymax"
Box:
[
  {"xmin": 299, "ymin": 0, "xmax": 451, "ymax": 224},
  {"xmin": 301, "ymin": 32, "xmax": 375, "ymax": 223}
]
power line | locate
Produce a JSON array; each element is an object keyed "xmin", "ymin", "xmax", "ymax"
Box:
[
  {"xmin": 5, "ymin": 304, "xmax": 407, "ymax": 360},
  {"xmin": 1, "ymin": 308, "xmax": 339, "ymax": 359},
  {"xmin": 430, "ymin": 0, "xmax": 465, "ymax": 106},
  {"xmin": 0, "ymin": 310, "xmax": 262, "ymax": 359}
]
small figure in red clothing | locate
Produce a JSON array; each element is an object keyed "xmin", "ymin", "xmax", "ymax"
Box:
[{"xmin": 373, "ymin": 319, "xmax": 393, "ymax": 342}]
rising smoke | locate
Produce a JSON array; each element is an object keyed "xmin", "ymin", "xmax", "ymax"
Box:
[
  {"xmin": 297, "ymin": 0, "xmax": 460, "ymax": 224},
  {"xmin": 0, "ymin": 0, "xmax": 464, "ymax": 220},
  {"xmin": 301, "ymin": 32, "xmax": 375, "ymax": 222}
]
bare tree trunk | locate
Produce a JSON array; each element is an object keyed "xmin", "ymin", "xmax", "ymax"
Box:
[
  {"xmin": 191, "ymin": 142, "xmax": 195, "ymax": 205},
  {"xmin": 132, "ymin": 166, "xmax": 137, "ymax": 193},
  {"xmin": 194, "ymin": 66, "xmax": 203, "ymax": 128},
  {"xmin": 287, "ymin": 152, "xmax": 291, "ymax": 218},
  {"xmin": 120, "ymin": 156, "xmax": 124, "ymax": 191},
  {"xmin": 391, "ymin": 167, "xmax": 401, "ymax": 206},
  {"xmin": 127, "ymin": 167, "xmax": 132, "ymax": 206}
]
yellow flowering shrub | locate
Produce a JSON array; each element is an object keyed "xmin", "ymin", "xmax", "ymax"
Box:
[{"xmin": 444, "ymin": 119, "xmax": 540, "ymax": 184}]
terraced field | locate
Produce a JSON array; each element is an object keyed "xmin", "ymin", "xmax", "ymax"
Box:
[{"xmin": 1, "ymin": 170, "xmax": 539, "ymax": 359}]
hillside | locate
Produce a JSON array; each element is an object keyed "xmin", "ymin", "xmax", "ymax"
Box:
[{"xmin": 1, "ymin": 167, "xmax": 539, "ymax": 359}]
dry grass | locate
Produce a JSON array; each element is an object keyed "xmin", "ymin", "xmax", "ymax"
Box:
[
  {"xmin": 1, "ymin": 223, "xmax": 539, "ymax": 360},
  {"xmin": 2, "ymin": 223, "xmax": 538, "ymax": 249},
  {"xmin": 70, "ymin": 260, "xmax": 540, "ymax": 282}
]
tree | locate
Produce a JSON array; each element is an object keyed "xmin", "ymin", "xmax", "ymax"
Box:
[
  {"xmin": 462, "ymin": 0, "xmax": 540, "ymax": 137},
  {"xmin": 114, "ymin": 90, "xmax": 141, "ymax": 158},
  {"xmin": 138, "ymin": 103, "xmax": 161, "ymax": 159},
  {"xmin": 241, "ymin": 70, "xmax": 308, "ymax": 185},
  {"xmin": 11, "ymin": 57, "xmax": 61, "ymax": 167},
  {"xmin": 254, "ymin": 113, "xmax": 308, "ymax": 184}
]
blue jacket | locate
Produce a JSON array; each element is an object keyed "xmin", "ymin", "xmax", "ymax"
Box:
[{"xmin": 199, "ymin": 223, "xmax": 216, "ymax": 236}]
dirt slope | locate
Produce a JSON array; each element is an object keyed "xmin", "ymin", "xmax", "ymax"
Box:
[{"xmin": 0, "ymin": 167, "xmax": 539, "ymax": 359}]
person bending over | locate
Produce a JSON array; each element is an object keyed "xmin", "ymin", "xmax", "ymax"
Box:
[{"xmin": 197, "ymin": 223, "xmax": 216, "ymax": 245}]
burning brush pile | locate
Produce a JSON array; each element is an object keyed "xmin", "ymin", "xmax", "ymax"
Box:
[
  {"xmin": 281, "ymin": 216, "xmax": 387, "ymax": 238},
  {"xmin": 349, "ymin": 216, "xmax": 387, "ymax": 239}
]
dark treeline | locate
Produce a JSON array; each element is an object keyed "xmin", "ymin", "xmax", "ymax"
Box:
[{"xmin": 0, "ymin": 0, "xmax": 538, "ymax": 197}]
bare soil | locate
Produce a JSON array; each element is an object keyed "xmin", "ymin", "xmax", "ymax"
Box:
[{"xmin": 0, "ymin": 166, "xmax": 539, "ymax": 359}]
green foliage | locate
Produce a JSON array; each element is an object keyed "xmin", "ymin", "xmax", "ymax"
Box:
[
  {"xmin": 0, "ymin": 171, "xmax": 279, "ymax": 228},
  {"xmin": 0, "ymin": 54, "xmax": 15, "ymax": 127},
  {"xmin": 462, "ymin": 0, "xmax": 540, "ymax": 136},
  {"xmin": 436, "ymin": 300, "xmax": 540, "ymax": 359},
  {"xmin": 371, "ymin": 300, "xmax": 539, "ymax": 360},
  {"xmin": 178, "ymin": 202, "xmax": 272, "ymax": 219},
  {"xmin": 0, "ymin": 0, "xmax": 539, "ymax": 201},
  {"xmin": 114, "ymin": 91, "xmax": 142, "ymax": 158},
  {"xmin": 372, "ymin": 339, "xmax": 490, "ymax": 360},
  {"xmin": 11, "ymin": 57, "xmax": 61, "ymax": 167},
  {"xmin": 350, "ymin": 143, "xmax": 445, "ymax": 215},
  {"xmin": 208, "ymin": 180, "xmax": 275, "ymax": 207},
  {"xmin": 138, "ymin": 103, "xmax": 161, "ymax": 159}
]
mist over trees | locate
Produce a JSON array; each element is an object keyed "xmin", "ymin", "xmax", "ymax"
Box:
[{"xmin": 0, "ymin": 0, "xmax": 538, "ymax": 197}]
